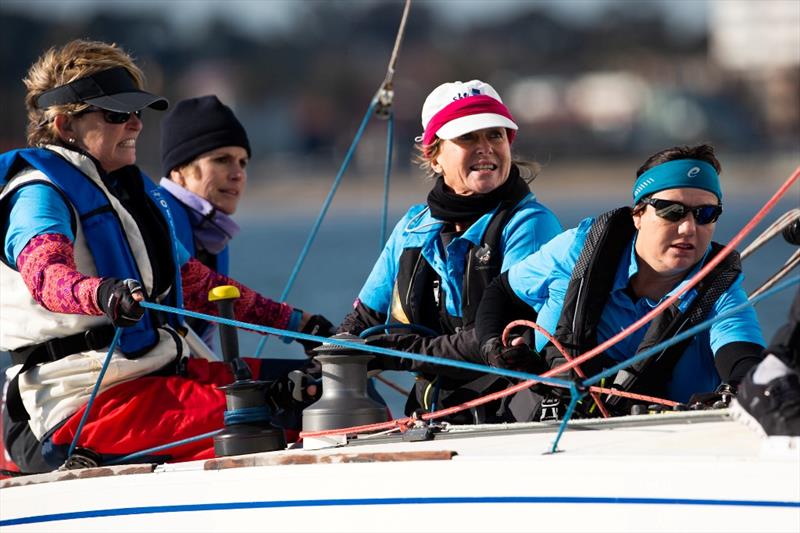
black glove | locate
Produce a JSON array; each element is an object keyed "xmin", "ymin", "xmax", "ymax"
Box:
[
  {"xmin": 363, "ymin": 334, "xmax": 415, "ymax": 371},
  {"xmin": 266, "ymin": 370, "xmax": 321, "ymax": 413},
  {"xmin": 480, "ymin": 336, "xmax": 542, "ymax": 373},
  {"xmin": 96, "ymin": 278, "xmax": 144, "ymax": 327},
  {"xmin": 297, "ymin": 314, "xmax": 335, "ymax": 356}
]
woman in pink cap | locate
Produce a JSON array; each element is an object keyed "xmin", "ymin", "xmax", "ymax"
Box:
[{"xmin": 339, "ymin": 80, "xmax": 562, "ymax": 423}]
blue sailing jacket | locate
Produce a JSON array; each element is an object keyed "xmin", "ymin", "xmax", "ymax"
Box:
[{"xmin": 358, "ymin": 194, "xmax": 562, "ymax": 324}]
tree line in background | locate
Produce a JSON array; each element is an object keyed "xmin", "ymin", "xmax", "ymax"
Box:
[{"xmin": 1, "ymin": 1, "xmax": 796, "ymax": 177}]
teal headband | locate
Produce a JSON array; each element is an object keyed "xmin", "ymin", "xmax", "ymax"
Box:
[{"xmin": 632, "ymin": 159, "xmax": 722, "ymax": 205}]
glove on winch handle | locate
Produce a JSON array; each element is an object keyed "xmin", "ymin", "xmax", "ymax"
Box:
[{"xmin": 209, "ymin": 285, "xmax": 252, "ymax": 381}]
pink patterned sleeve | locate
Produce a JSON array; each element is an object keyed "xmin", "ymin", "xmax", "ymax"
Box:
[
  {"xmin": 180, "ymin": 258, "xmax": 293, "ymax": 330},
  {"xmin": 16, "ymin": 233, "xmax": 103, "ymax": 315}
]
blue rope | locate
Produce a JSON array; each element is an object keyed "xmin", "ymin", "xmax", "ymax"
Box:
[
  {"xmin": 254, "ymin": 99, "xmax": 379, "ymax": 358},
  {"xmin": 430, "ymin": 378, "xmax": 442, "ymax": 412},
  {"xmin": 103, "ymin": 408, "xmax": 269, "ymax": 466},
  {"xmin": 358, "ymin": 322, "xmax": 439, "ymax": 338},
  {"xmin": 68, "ymin": 327, "xmax": 123, "ymax": 458},
  {"xmin": 379, "ymin": 111, "xmax": 395, "ymax": 251},
  {"xmin": 140, "ymin": 300, "xmax": 571, "ymax": 389},
  {"xmin": 97, "ymin": 275, "xmax": 793, "ymax": 464},
  {"xmin": 105, "ymin": 429, "xmax": 223, "ymax": 466},
  {"xmin": 549, "ymin": 383, "xmax": 585, "ymax": 453},
  {"xmin": 224, "ymin": 406, "xmax": 272, "ymax": 426},
  {"xmin": 582, "ymin": 275, "xmax": 800, "ymax": 389}
]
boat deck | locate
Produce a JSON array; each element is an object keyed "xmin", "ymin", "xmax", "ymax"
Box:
[{"xmin": 2, "ymin": 410, "xmax": 799, "ymax": 532}]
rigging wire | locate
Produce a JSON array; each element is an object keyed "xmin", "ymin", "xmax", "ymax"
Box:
[
  {"xmin": 380, "ymin": 111, "xmax": 395, "ymax": 250},
  {"xmin": 255, "ymin": 0, "xmax": 412, "ymax": 357}
]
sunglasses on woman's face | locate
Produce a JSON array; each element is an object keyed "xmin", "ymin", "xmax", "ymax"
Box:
[
  {"xmin": 76, "ymin": 107, "xmax": 142, "ymax": 124},
  {"xmin": 641, "ymin": 197, "xmax": 723, "ymax": 225}
]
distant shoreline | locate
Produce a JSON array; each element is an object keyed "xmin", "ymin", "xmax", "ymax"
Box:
[{"xmin": 238, "ymin": 154, "xmax": 799, "ymax": 217}]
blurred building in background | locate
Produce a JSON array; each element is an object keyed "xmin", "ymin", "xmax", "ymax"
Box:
[
  {"xmin": 0, "ymin": 0, "xmax": 797, "ymax": 180},
  {"xmin": 710, "ymin": 0, "xmax": 800, "ymax": 149}
]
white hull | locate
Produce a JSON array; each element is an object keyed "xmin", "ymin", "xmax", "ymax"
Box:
[{"xmin": 2, "ymin": 410, "xmax": 799, "ymax": 532}]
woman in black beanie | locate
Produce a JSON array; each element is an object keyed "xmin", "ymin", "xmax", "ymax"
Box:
[
  {"xmin": 158, "ymin": 95, "xmax": 254, "ymax": 348},
  {"xmin": 158, "ymin": 94, "xmax": 335, "ymax": 367}
]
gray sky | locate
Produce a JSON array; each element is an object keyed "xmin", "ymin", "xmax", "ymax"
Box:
[{"xmin": 2, "ymin": 0, "xmax": 708, "ymax": 37}]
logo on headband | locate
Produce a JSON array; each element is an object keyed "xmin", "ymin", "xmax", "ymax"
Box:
[{"xmin": 687, "ymin": 166, "xmax": 701, "ymax": 178}]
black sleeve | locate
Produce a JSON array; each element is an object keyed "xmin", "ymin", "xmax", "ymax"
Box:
[
  {"xmin": 369, "ymin": 328, "xmax": 484, "ymax": 379},
  {"xmin": 715, "ymin": 341, "xmax": 764, "ymax": 385},
  {"xmin": 475, "ymin": 272, "xmax": 537, "ymax": 348},
  {"xmin": 337, "ymin": 300, "xmax": 387, "ymax": 335},
  {"xmin": 766, "ymin": 288, "xmax": 800, "ymax": 369}
]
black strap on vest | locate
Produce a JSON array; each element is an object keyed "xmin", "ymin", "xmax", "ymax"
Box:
[
  {"xmin": 608, "ymin": 241, "xmax": 741, "ymax": 405},
  {"xmin": 394, "ymin": 201, "xmax": 519, "ymax": 333},
  {"xmin": 544, "ymin": 208, "xmax": 634, "ymax": 374},
  {"xmin": 392, "ymin": 202, "xmax": 524, "ymax": 421},
  {"xmin": 460, "ymin": 201, "xmax": 518, "ymax": 327},
  {"xmin": 544, "ymin": 207, "xmax": 741, "ymax": 407},
  {"xmin": 6, "ymin": 325, "xmax": 115, "ymax": 422}
]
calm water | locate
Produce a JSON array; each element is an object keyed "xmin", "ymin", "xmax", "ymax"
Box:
[{"xmin": 231, "ymin": 194, "xmax": 799, "ymax": 414}]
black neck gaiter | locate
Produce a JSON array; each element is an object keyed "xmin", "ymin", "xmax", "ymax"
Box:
[{"xmin": 426, "ymin": 164, "xmax": 530, "ymax": 224}]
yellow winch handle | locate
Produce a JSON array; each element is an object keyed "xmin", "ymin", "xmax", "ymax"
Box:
[{"xmin": 208, "ymin": 285, "xmax": 241, "ymax": 302}]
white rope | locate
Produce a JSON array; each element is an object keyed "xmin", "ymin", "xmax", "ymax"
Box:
[
  {"xmin": 740, "ymin": 208, "xmax": 800, "ymax": 260},
  {"xmin": 749, "ymin": 248, "xmax": 800, "ymax": 300},
  {"xmin": 743, "ymin": 208, "xmax": 800, "ymax": 299}
]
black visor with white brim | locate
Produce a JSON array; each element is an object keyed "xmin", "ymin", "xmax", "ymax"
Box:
[{"xmin": 35, "ymin": 66, "xmax": 168, "ymax": 113}]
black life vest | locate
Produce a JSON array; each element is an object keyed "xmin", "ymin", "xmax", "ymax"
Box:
[
  {"xmin": 544, "ymin": 207, "xmax": 742, "ymax": 409},
  {"xmin": 391, "ymin": 201, "xmax": 545, "ymax": 423},
  {"xmin": 390, "ymin": 202, "xmax": 518, "ymax": 334}
]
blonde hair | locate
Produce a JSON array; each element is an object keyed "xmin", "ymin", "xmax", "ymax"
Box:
[
  {"xmin": 413, "ymin": 137, "xmax": 541, "ymax": 182},
  {"xmin": 24, "ymin": 39, "xmax": 145, "ymax": 146}
]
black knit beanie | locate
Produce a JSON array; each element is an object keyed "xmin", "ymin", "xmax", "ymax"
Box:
[{"xmin": 160, "ymin": 95, "xmax": 251, "ymax": 175}]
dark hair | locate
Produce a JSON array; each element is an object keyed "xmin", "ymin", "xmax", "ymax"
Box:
[{"xmin": 635, "ymin": 144, "xmax": 722, "ymax": 177}]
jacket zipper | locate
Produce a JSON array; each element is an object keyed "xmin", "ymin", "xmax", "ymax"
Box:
[{"xmin": 464, "ymin": 247, "xmax": 473, "ymax": 308}]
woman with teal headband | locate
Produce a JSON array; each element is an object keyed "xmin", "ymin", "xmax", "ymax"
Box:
[{"xmin": 474, "ymin": 144, "xmax": 765, "ymax": 417}]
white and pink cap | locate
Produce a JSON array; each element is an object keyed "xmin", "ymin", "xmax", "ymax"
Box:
[{"xmin": 420, "ymin": 80, "xmax": 518, "ymax": 146}]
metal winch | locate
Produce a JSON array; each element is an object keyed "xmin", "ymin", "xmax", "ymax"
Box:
[{"xmin": 302, "ymin": 333, "xmax": 387, "ymax": 432}]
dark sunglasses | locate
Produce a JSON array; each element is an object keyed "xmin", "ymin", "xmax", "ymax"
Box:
[
  {"xmin": 75, "ymin": 107, "xmax": 142, "ymax": 124},
  {"xmin": 640, "ymin": 197, "xmax": 722, "ymax": 225}
]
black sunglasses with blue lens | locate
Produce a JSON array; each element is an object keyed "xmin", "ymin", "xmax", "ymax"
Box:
[
  {"xmin": 640, "ymin": 197, "xmax": 722, "ymax": 225},
  {"xmin": 75, "ymin": 107, "xmax": 142, "ymax": 124}
]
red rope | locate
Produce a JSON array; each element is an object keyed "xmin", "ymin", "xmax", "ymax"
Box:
[
  {"xmin": 502, "ymin": 319, "xmax": 612, "ymax": 417},
  {"xmin": 300, "ymin": 167, "xmax": 799, "ymax": 439}
]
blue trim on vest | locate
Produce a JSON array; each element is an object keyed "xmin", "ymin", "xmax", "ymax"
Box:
[
  {"xmin": 146, "ymin": 185, "xmax": 184, "ymax": 320},
  {"xmin": 0, "ymin": 148, "xmax": 181, "ymax": 355},
  {"xmin": 159, "ymin": 188, "xmax": 230, "ymax": 277}
]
